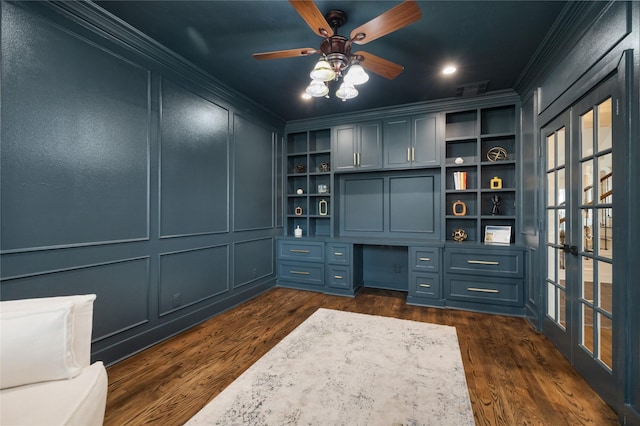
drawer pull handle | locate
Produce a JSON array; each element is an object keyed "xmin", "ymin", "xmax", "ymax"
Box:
[
  {"xmin": 290, "ymin": 270, "xmax": 310, "ymax": 275},
  {"xmin": 467, "ymin": 287, "xmax": 499, "ymax": 293},
  {"xmin": 290, "ymin": 249, "xmax": 311, "ymax": 253},
  {"xmin": 334, "ymin": 252, "xmax": 343, "ymax": 256},
  {"xmin": 467, "ymin": 260, "xmax": 499, "ymax": 265},
  {"xmin": 419, "ymin": 283, "xmax": 431, "ymax": 288},
  {"xmin": 419, "ymin": 257, "xmax": 431, "ymax": 261},
  {"xmin": 334, "ymin": 275, "xmax": 343, "ymax": 279}
]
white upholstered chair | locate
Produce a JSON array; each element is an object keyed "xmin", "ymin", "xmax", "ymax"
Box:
[{"xmin": 0, "ymin": 294, "xmax": 108, "ymax": 425}]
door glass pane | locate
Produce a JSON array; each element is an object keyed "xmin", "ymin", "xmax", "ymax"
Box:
[
  {"xmin": 559, "ymin": 288, "xmax": 566, "ymax": 328},
  {"xmin": 582, "ymin": 258, "xmax": 594, "ymax": 301},
  {"xmin": 557, "ymin": 168, "xmax": 566, "ymax": 206},
  {"xmin": 547, "ymin": 210, "xmax": 556, "ymax": 244},
  {"xmin": 558, "ymin": 208, "xmax": 566, "ymax": 247},
  {"xmin": 597, "ymin": 98, "xmax": 612, "ymax": 152},
  {"xmin": 582, "ymin": 208, "xmax": 593, "ymax": 253},
  {"xmin": 598, "ymin": 208, "xmax": 613, "ymax": 259},
  {"xmin": 582, "ymin": 304, "xmax": 595, "ymax": 354},
  {"xmin": 547, "ymin": 172, "xmax": 555, "ymax": 206},
  {"xmin": 547, "ymin": 134, "xmax": 555, "ymax": 170},
  {"xmin": 582, "ymin": 160, "xmax": 594, "ymax": 204},
  {"xmin": 547, "ymin": 245, "xmax": 556, "ymax": 282},
  {"xmin": 598, "ymin": 260, "xmax": 613, "ymax": 314},
  {"xmin": 597, "ymin": 153, "xmax": 613, "ymax": 204},
  {"xmin": 599, "ymin": 314, "xmax": 613, "ymax": 370},
  {"xmin": 557, "ymin": 127, "xmax": 566, "ymax": 167},
  {"xmin": 581, "ymin": 109, "xmax": 594, "ymax": 158},
  {"xmin": 547, "ymin": 282, "xmax": 556, "ymax": 319}
]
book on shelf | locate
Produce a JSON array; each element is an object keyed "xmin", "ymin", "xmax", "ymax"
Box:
[{"xmin": 453, "ymin": 171, "xmax": 467, "ymax": 190}]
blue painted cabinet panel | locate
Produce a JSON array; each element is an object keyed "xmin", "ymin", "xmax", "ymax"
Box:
[
  {"xmin": 342, "ymin": 178, "xmax": 385, "ymax": 233},
  {"xmin": 389, "ymin": 175, "xmax": 438, "ymax": 237},
  {"xmin": 383, "ymin": 114, "xmax": 439, "ymax": 169},
  {"xmin": 332, "ymin": 121, "xmax": 381, "ymax": 171}
]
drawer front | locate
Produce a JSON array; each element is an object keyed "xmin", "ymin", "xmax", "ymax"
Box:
[
  {"xmin": 446, "ymin": 275, "xmax": 523, "ymax": 306},
  {"xmin": 327, "ymin": 243, "xmax": 351, "ymax": 265},
  {"xmin": 410, "ymin": 247, "xmax": 440, "ymax": 272},
  {"xmin": 278, "ymin": 241, "xmax": 324, "ymax": 262},
  {"xmin": 410, "ymin": 272, "xmax": 441, "ymax": 299},
  {"xmin": 278, "ymin": 261, "xmax": 324, "ymax": 286},
  {"xmin": 326, "ymin": 265, "xmax": 351, "ymax": 290},
  {"xmin": 445, "ymin": 249, "xmax": 523, "ymax": 278}
]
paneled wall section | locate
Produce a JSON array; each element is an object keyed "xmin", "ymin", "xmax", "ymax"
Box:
[{"xmin": 0, "ymin": 2, "xmax": 284, "ymax": 365}]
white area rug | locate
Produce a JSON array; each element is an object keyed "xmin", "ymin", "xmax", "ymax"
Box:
[{"xmin": 186, "ymin": 308, "xmax": 474, "ymax": 425}]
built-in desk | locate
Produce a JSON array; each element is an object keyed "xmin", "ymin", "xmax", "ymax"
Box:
[{"xmin": 276, "ymin": 236, "xmax": 526, "ymax": 316}]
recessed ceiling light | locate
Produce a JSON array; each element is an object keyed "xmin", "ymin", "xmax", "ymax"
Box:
[{"xmin": 442, "ymin": 65, "xmax": 457, "ymax": 75}]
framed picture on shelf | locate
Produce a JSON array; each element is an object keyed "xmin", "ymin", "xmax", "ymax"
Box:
[{"xmin": 484, "ymin": 225, "xmax": 511, "ymax": 245}]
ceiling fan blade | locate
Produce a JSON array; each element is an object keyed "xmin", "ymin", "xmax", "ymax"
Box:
[
  {"xmin": 289, "ymin": 0, "xmax": 333, "ymax": 38},
  {"xmin": 253, "ymin": 48, "xmax": 317, "ymax": 60},
  {"xmin": 355, "ymin": 51, "xmax": 404, "ymax": 80},
  {"xmin": 350, "ymin": 0, "xmax": 421, "ymax": 45}
]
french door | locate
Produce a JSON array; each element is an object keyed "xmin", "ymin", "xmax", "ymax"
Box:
[{"xmin": 543, "ymin": 74, "xmax": 617, "ymax": 407}]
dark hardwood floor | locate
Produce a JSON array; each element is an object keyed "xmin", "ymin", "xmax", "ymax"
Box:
[{"xmin": 104, "ymin": 287, "xmax": 619, "ymax": 425}]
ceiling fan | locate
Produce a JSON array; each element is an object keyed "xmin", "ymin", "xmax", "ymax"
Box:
[{"xmin": 252, "ymin": 0, "xmax": 422, "ymax": 100}]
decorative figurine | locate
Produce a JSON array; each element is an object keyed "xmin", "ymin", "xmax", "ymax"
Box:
[
  {"xmin": 319, "ymin": 199, "xmax": 328, "ymax": 216},
  {"xmin": 452, "ymin": 228, "xmax": 468, "ymax": 242},
  {"xmin": 490, "ymin": 176, "xmax": 503, "ymax": 189},
  {"xmin": 454, "ymin": 157, "xmax": 464, "ymax": 164},
  {"xmin": 452, "ymin": 200, "xmax": 467, "ymax": 216},
  {"xmin": 295, "ymin": 164, "xmax": 306, "ymax": 173},
  {"xmin": 295, "ymin": 206, "xmax": 303, "ymax": 216},
  {"xmin": 319, "ymin": 162, "xmax": 330, "ymax": 172},
  {"xmin": 491, "ymin": 195, "xmax": 501, "ymax": 215},
  {"xmin": 296, "ymin": 188, "xmax": 304, "ymax": 195},
  {"xmin": 486, "ymin": 146, "xmax": 508, "ymax": 162}
]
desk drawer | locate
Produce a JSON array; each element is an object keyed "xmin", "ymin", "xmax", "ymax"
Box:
[
  {"xmin": 278, "ymin": 241, "xmax": 324, "ymax": 262},
  {"xmin": 410, "ymin": 272, "xmax": 441, "ymax": 299},
  {"xmin": 410, "ymin": 247, "xmax": 440, "ymax": 272},
  {"xmin": 326, "ymin": 265, "xmax": 351, "ymax": 290},
  {"xmin": 278, "ymin": 261, "xmax": 324, "ymax": 286},
  {"xmin": 446, "ymin": 275, "xmax": 522, "ymax": 306},
  {"xmin": 327, "ymin": 243, "xmax": 351, "ymax": 265},
  {"xmin": 445, "ymin": 248, "xmax": 523, "ymax": 278}
]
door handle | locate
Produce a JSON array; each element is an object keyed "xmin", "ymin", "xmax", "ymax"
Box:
[{"xmin": 562, "ymin": 244, "xmax": 578, "ymax": 256}]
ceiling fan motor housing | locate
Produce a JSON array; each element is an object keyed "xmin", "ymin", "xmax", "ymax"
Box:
[{"xmin": 320, "ymin": 10, "xmax": 352, "ymax": 76}]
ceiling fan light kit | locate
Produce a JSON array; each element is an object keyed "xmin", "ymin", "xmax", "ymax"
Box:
[{"xmin": 254, "ymin": 0, "xmax": 421, "ymax": 102}]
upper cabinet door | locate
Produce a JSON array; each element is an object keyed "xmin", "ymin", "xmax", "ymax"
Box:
[
  {"xmin": 332, "ymin": 121, "xmax": 381, "ymax": 172},
  {"xmin": 333, "ymin": 125, "xmax": 357, "ymax": 171},
  {"xmin": 383, "ymin": 117, "xmax": 412, "ymax": 169},
  {"xmin": 412, "ymin": 114, "xmax": 440, "ymax": 167},
  {"xmin": 383, "ymin": 113, "xmax": 440, "ymax": 169},
  {"xmin": 357, "ymin": 121, "xmax": 382, "ymax": 170}
]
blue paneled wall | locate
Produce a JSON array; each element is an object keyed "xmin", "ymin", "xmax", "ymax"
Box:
[{"xmin": 0, "ymin": 2, "xmax": 284, "ymax": 365}]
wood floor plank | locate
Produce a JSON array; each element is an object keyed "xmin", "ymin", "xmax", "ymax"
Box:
[{"xmin": 104, "ymin": 287, "xmax": 619, "ymax": 425}]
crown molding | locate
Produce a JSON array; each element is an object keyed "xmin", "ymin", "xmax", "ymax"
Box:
[
  {"xmin": 43, "ymin": 1, "xmax": 286, "ymax": 128},
  {"xmin": 514, "ymin": 1, "xmax": 613, "ymax": 97},
  {"xmin": 285, "ymin": 90, "xmax": 520, "ymax": 133}
]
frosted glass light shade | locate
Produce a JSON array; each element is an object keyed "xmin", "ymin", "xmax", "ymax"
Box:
[
  {"xmin": 344, "ymin": 64, "xmax": 369, "ymax": 85},
  {"xmin": 305, "ymin": 79, "xmax": 329, "ymax": 97},
  {"xmin": 336, "ymin": 83, "xmax": 358, "ymax": 101},
  {"xmin": 309, "ymin": 60, "xmax": 336, "ymax": 81}
]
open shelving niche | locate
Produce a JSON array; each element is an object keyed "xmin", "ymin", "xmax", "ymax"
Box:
[
  {"xmin": 444, "ymin": 105, "xmax": 518, "ymax": 243},
  {"xmin": 285, "ymin": 128, "xmax": 332, "ymax": 237}
]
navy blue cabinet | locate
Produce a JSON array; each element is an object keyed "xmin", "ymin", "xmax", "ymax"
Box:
[
  {"xmin": 383, "ymin": 114, "xmax": 440, "ymax": 169},
  {"xmin": 333, "ymin": 121, "xmax": 382, "ymax": 171},
  {"xmin": 444, "ymin": 245, "xmax": 525, "ymax": 315},
  {"xmin": 407, "ymin": 247, "xmax": 443, "ymax": 306}
]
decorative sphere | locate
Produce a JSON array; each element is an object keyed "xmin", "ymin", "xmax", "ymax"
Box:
[{"xmin": 296, "ymin": 188, "xmax": 303, "ymax": 195}]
